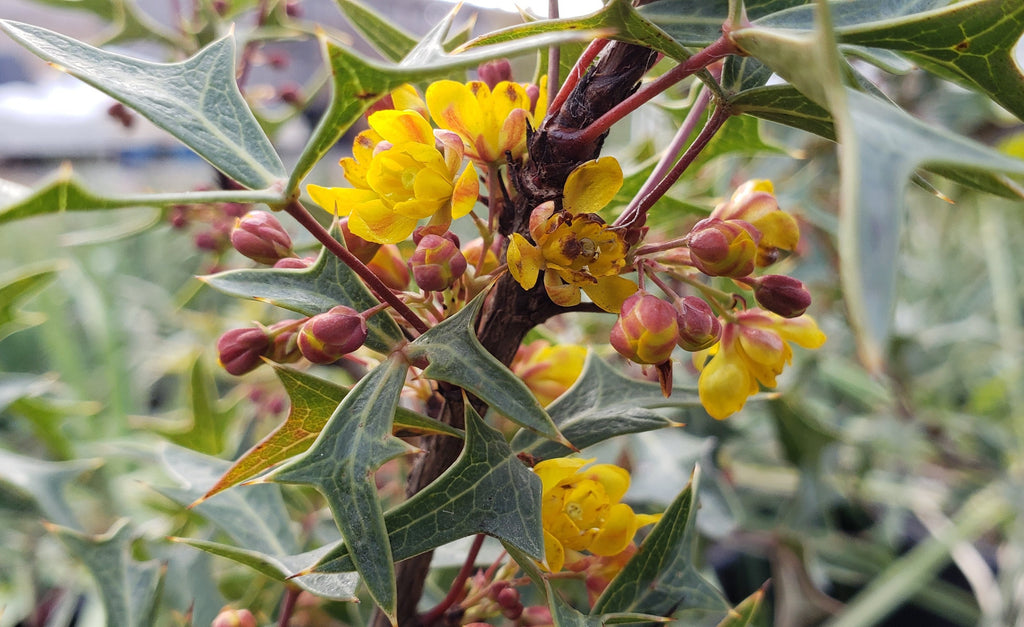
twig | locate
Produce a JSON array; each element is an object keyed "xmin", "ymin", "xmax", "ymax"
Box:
[{"xmin": 419, "ymin": 534, "xmax": 486, "ymax": 626}]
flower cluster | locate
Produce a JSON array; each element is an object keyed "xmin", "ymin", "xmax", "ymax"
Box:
[
  {"xmin": 507, "ymin": 158, "xmax": 637, "ymax": 313},
  {"xmin": 535, "ymin": 457, "xmax": 660, "ymax": 573}
]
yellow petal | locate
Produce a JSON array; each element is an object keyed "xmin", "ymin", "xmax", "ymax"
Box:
[
  {"xmin": 426, "ymin": 80, "xmax": 484, "ymax": 148},
  {"xmin": 588, "ymin": 503, "xmax": 638, "ymax": 556},
  {"xmin": 544, "ymin": 271, "xmax": 582, "ymax": 307},
  {"xmin": 390, "ymin": 83, "xmax": 427, "ymax": 119},
  {"xmin": 535, "ymin": 457, "xmax": 592, "ymax": 493},
  {"xmin": 507, "ymin": 234, "xmax": 542, "ymax": 290},
  {"xmin": 582, "ymin": 276, "xmax": 638, "ymax": 314},
  {"xmin": 307, "ymin": 184, "xmax": 378, "ymax": 217},
  {"xmin": 563, "ymin": 157, "xmax": 623, "ymax": 215},
  {"xmin": 497, "ymin": 107, "xmax": 528, "ymax": 159},
  {"xmin": 775, "ymin": 315, "xmax": 827, "ymax": 349},
  {"xmin": 349, "ymin": 199, "xmax": 419, "ymax": 244},
  {"xmin": 580, "ymin": 463, "xmax": 630, "ymax": 503},
  {"xmin": 635, "ymin": 512, "xmax": 662, "ymax": 528},
  {"xmin": 698, "ymin": 350, "xmax": 758, "ymax": 420},
  {"xmin": 542, "ymin": 529, "xmax": 566, "ymax": 572},
  {"xmin": 451, "ymin": 164, "xmax": 479, "ymax": 219},
  {"xmin": 368, "ymin": 109, "xmax": 433, "ymax": 145}
]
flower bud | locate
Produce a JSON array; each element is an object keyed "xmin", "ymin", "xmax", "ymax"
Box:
[
  {"xmin": 412, "ymin": 226, "xmax": 459, "ymax": 247},
  {"xmin": 409, "ymin": 234, "xmax": 467, "ymax": 291},
  {"xmin": 230, "ymin": 211, "xmax": 294, "ymax": 265},
  {"xmin": 273, "ymin": 256, "xmax": 315, "ymax": 269},
  {"xmin": 265, "ymin": 319, "xmax": 304, "ymax": 363},
  {"xmin": 609, "ymin": 292, "xmax": 678, "ymax": 365},
  {"xmin": 462, "ymin": 237, "xmax": 499, "ymax": 274},
  {"xmin": 675, "ymin": 296, "xmax": 722, "ymax": 351},
  {"xmin": 367, "ymin": 244, "xmax": 410, "ymax": 291},
  {"xmin": 751, "ymin": 274, "xmax": 812, "ymax": 318},
  {"xmin": 496, "ymin": 586, "xmax": 521, "ymax": 610},
  {"xmin": 217, "ymin": 327, "xmax": 270, "ymax": 376},
  {"xmin": 711, "ymin": 180, "xmax": 800, "ymax": 267},
  {"xmin": 297, "ymin": 306, "xmax": 368, "ymax": 364},
  {"xmin": 478, "ymin": 59, "xmax": 513, "ymax": 89},
  {"xmin": 686, "ymin": 218, "xmax": 759, "ymax": 278},
  {"xmin": 211, "ymin": 608, "xmax": 256, "ymax": 627},
  {"xmin": 339, "ymin": 218, "xmax": 381, "ymax": 264}
]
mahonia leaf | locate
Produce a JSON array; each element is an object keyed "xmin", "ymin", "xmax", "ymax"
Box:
[
  {"xmin": 336, "ymin": 0, "xmax": 418, "ymax": 62},
  {"xmin": 266, "ymin": 356, "xmax": 414, "ymax": 619},
  {"xmin": 201, "ymin": 232, "xmax": 404, "ymax": 353},
  {"xmin": 200, "ymin": 364, "xmax": 459, "ymax": 500},
  {"xmin": 593, "ymin": 466, "xmax": 731, "ymax": 619},
  {"xmin": 404, "ymin": 288, "xmax": 567, "ymax": 444},
  {"xmin": 170, "ymin": 537, "xmax": 359, "ymax": 601},
  {"xmin": 0, "ymin": 263, "xmax": 59, "ymax": 342},
  {"xmin": 0, "ymin": 166, "xmax": 283, "ymax": 226},
  {"xmin": 288, "ymin": 6, "xmax": 597, "ymax": 190},
  {"xmin": 715, "ymin": 584, "xmax": 768, "ymax": 627},
  {"xmin": 511, "ymin": 354, "xmax": 697, "ymax": 459},
  {"xmin": 463, "ymin": 0, "xmax": 687, "ymax": 61},
  {"xmin": 314, "ymin": 404, "xmax": 544, "ymax": 573},
  {"xmin": 48, "ymin": 520, "xmax": 163, "ymax": 627},
  {"xmin": 160, "ymin": 357, "xmax": 233, "ymax": 456},
  {"xmin": 0, "ymin": 21, "xmax": 285, "ymax": 190},
  {"xmin": 0, "ymin": 448, "xmax": 101, "ymax": 529}
]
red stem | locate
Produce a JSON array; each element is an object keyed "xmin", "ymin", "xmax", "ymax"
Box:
[
  {"xmin": 419, "ymin": 534, "xmax": 486, "ymax": 626},
  {"xmin": 573, "ymin": 35, "xmax": 738, "ymax": 145},
  {"xmin": 282, "ymin": 200, "xmax": 430, "ymax": 335},
  {"xmin": 277, "ymin": 585, "xmax": 301, "ymax": 627}
]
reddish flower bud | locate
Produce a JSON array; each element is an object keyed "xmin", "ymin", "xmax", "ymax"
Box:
[
  {"xmin": 297, "ymin": 306, "xmax": 368, "ymax": 364},
  {"xmin": 409, "ymin": 234, "xmax": 467, "ymax": 291},
  {"xmin": 217, "ymin": 327, "xmax": 270, "ymax": 376},
  {"xmin": 496, "ymin": 586, "xmax": 521, "ymax": 610},
  {"xmin": 340, "ymin": 218, "xmax": 382, "ymax": 264},
  {"xmin": 273, "ymin": 256, "xmax": 315, "ymax": 269},
  {"xmin": 686, "ymin": 218, "xmax": 759, "ymax": 278},
  {"xmin": 230, "ymin": 211, "xmax": 294, "ymax": 265},
  {"xmin": 367, "ymin": 244, "xmax": 409, "ymax": 291},
  {"xmin": 265, "ymin": 319, "xmax": 304, "ymax": 363},
  {"xmin": 752, "ymin": 274, "xmax": 812, "ymax": 318},
  {"xmin": 478, "ymin": 58, "xmax": 513, "ymax": 89},
  {"xmin": 675, "ymin": 296, "xmax": 722, "ymax": 351},
  {"xmin": 609, "ymin": 292, "xmax": 678, "ymax": 365},
  {"xmin": 212, "ymin": 608, "xmax": 256, "ymax": 627},
  {"xmin": 412, "ymin": 226, "xmax": 459, "ymax": 247}
]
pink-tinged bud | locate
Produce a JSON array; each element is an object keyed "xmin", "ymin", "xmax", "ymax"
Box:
[
  {"xmin": 194, "ymin": 231, "xmax": 224, "ymax": 252},
  {"xmin": 297, "ymin": 306, "xmax": 368, "ymax": 364},
  {"xmin": 212, "ymin": 608, "xmax": 256, "ymax": 627},
  {"xmin": 273, "ymin": 256, "xmax": 315, "ymax": 269},
  {"xmin": 675, "ymin": 296, "xmax": 722, "ymax": 351},
  {"xmin": 462, "ymin": 237, "xmax": 500, "ymax": 274},
  {"xmin": 412, "ymin": 226, "xmax": 460, "ymax": 247},
  {"xmin": 222, "ymin": 202, "xmax": 248, "ymax": 218},
  {"xmin": 284, "ymin": 0, "xmax": 302, "ymax": 17},
  {"xmin": 526, "ymin": 84, "xmax": 540, "ymax": 112},
  {"xmin": 231, "ymin": 211, "xmax": 294, "ymax": 265},
  {"xmin": 340, "ymin": 218, "xmax": 381, "ymax": 264},
  {"xmin": 478, "ymin": 59, "xmax": 513, "ymax": 89},
  {"xmin": 367, "ymin": 244, "xmax": 409, "ymax": 291},
  {"xmin": 751, "ymin": 274, "xmax": 812, "ymax": 318},
  {"xmin": 521, "ymin": 606, "xmax": 553, "ymax": 626},
  {"xmin": 496, "ymin": 586, "xmax": 521, "ymax": 610},
  {"xmin": 686, "ymin": 218, "xmax": 759, "ymax": 278},
  {"xmin": 265, "ymin": 319, "xmax": 304, "ymax": 363},
  {"xmin": 609, "ymin": 292, "xmax": 678, "ymax": 365},
  {"xmin": 278, "ymin": 83, "xmax": 302, "ymax": 105},
  {"xmin": 217, "ymin": 327, "xmax": 270, "ymax": 376},
  {"xmin": 409, "ymin": 234, "xmax": 467, "ymax": 291}
]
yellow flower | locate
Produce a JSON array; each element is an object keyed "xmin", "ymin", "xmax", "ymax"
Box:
[
  {"xmin": 307, "ymin": 109, "xmax": 478, "ymax": 244},
  {"xmin": 511, "ymin": 340, "xmax": 587, "ymax": 406},
  {"xmin": 535, "ymin": 457, "xmax": 660, "ymax": 573},
  {"xmin": 426, "ymin": 79, "xmax": 535, "ymax": 164},
  {"xmin": 710, "ymin": 179, "xmax": 800, "ymax": 267},
  {"xmin": 507, "ymin": 157, "xmax": 637, "ymax": 313},
  {"xmin": 694, "ymin": 309, "xmax": 826, "ymax": 419}
]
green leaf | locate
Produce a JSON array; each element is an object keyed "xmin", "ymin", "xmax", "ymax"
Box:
[
  {"xmin": 0, "ymin": 263, "xmax": 60, "ymax": 342},
  {"xmin": 315, "ymin": 404, "xmax": 545, "ymax": 572},
  {"xmin": 715, "ymin": 585, "xmax": 768, "ymax": 627},
  {"xmin": 730, "ymin": 84, "xmax": 836, "ymax": 139},
  {"xmin": 463, "ymin": 0, "xmax": 688, "ymax": 61},
  {"xmin": 593, "ymin": 466, "xmax": 731, "ymax": 618},
  {"xmin": 49, "ymin": 520, "xmax": 163, "ymax": 627},
  {"xmin": 0, "ymin": 166, "xmax": 283, "ymax": 226},
  {"xmin": 336, "ymin": 0, "xmax": 418, "ymax": 62},
  {"xmin": 7, "ymin": 396, "xmax": 101, "ymax": 461},
  {"xmin": 163, "ymin": 357, "xmax": 232, "ymax": 455},
  {"xmin": 200, "ymin": 364, "xmax": 457, "ymax": 500},
  {"xmin": 268, "ymin": 356, "xmax": 414, "ymax": 619},
  {"xmin": 404, "ymin": 288, "xmax": 567, "ymax": 444},
  {"xmin": 510, "ymin": 354, "xmax": 697, "ymax": 459},
  {"xmin": 288, "ymin": 7, "xmax": 602, "ymax": 190},
  {"xmin": 0, "ymin": 21, "xmax": 285, "ymax": 190},
  {"xmin": 155, "ymin": 444, "xmax": 300, "ymax": 556},
  {"xmin": 770, "ymin": 396, "xmax": 840, "ymax": 470},
  {"xmin": 0, "ymin": 449, "xmax": 101, "ymax": 529},
  {"xmin": 170, "ymin": 537, "xmax": 359, "ymax": 601},
  {"xmin": 201, "ymin": 233, "xmax": 404, "ymax": 354}
]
